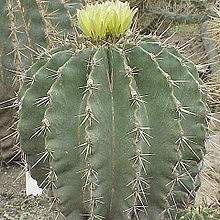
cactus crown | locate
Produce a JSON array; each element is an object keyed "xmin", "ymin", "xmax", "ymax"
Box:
[{"xmin": 77, "ymin": 0, "xmax": 137, "ymax": 41}]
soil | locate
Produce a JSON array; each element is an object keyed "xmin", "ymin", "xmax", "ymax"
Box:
[
  {"xmin": 0, "ymin": 26, "xmax": 220, "ymax": 219},
  {"xmin": 0, "ymin": 165, "xmax": 59, "ymax": 220},
  {"xmin": 195, "ymin": 119, "xmax": 220, "ymax": 207}
]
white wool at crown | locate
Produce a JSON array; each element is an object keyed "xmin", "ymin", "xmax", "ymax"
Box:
[{"xmin": 26, "ymin": 170, "xmax": 42, "ymax": 196}]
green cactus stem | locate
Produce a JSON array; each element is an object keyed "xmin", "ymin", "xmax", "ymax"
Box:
[
  {"xmin": 0, "ymin": 0, "xmax": 85, "ymax": 87},
  {"xmin": 17, "ymin": 36, "xmax": 207, "ymax": 219},
  {"xmin": 18, "ymin": 46, "xmax": 73, "ymax": 185},
  {"xmin": 177, "ymin": 206, "xmax": 220, "ymax": 220},
  {"xmin": 0, "ymin": 0, "xmax": 85, "ymax": 164}
]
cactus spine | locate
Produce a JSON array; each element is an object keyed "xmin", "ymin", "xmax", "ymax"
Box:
[{"xmin": 16, "ymin": 0, "xmax": 207, "ymax": 219}]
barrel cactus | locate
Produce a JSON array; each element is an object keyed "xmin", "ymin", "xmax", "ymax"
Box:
[
  {"xmin": 1, "ymin": 0, "xmax": 85, "ymax": 81},
  {"xmin": 0, "ymin": 0, "xmax": 85, "ymax": 163},
  {"xmin": 17, "ymin": 0, "xmax": 207, "ymax": 219}
]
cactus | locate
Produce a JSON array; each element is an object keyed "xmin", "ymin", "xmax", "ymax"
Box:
[
  {"xmin": 136, "ymin": 0, "xmax": 218, "ymax": 35},
  {"xmin": 0, "ymin": 0, "xmax": 85, "ymax": 163},
  {"xmin": 0, "ymin": 0, "xmax": 85, "ymax": 81},
  {"xmin": 16, "ymin": 0, "xmax": 208, "ymax": 219},
  {"xmin": 177, "ymin": 206, "xmax": 220, "ymax": 219}
]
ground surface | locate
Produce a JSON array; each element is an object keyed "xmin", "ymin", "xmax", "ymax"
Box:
[
  {"xmin": 0, "ymin": 165, "xmax": 59, "ymax": 220},
  {"xmin": 196, "ymin": 124, "xmax": 220, "ymax": 207},
  {"xmin": 0, "ymin": 27, "xmax": 220, "ymax": 219}
]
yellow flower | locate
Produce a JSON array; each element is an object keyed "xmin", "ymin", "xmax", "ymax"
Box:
[{"xmin": 77, "ymin": 0, "xmax": 137, "ymax": 40}]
